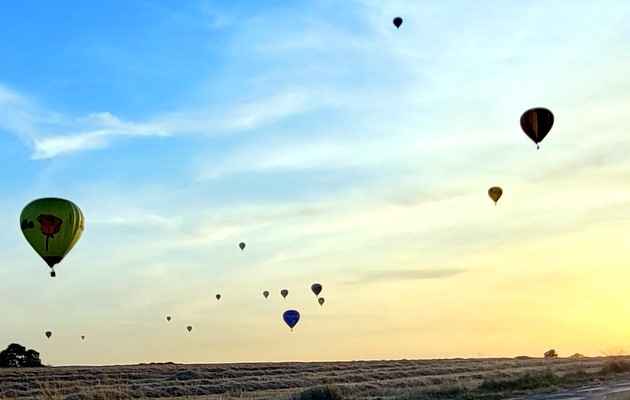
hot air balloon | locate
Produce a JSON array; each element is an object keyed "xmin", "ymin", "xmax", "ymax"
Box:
[
  {"xmin": 20, "ymin": 198, "xmax": 85, "ymax": 277},
  {"xmin": 239, "ymin": 242, "xmax": 246, "ymax": 251},
  {"xmin": 280, "ymin": 289, "xmax": 289, "ymax": 299},
  {"xmin": 393, "ymin": 17, "xmax": 403, "ymax": 29},
  {"xmin": 520, "ymin": 108, "xmax": 554, "ymax": 149},
  {"xmin": 318, "ymin": 297, "xmax": 325, "ymax": 306},
  {"xmin": 311, "ymin": 283, "xmax": 322, "ymax": 297},
  {"xmin": 215, "ymin": 294, "xmax": 221, "ymax": 301},
  {"xmin": 166, "ymin": 316, "xmax": 171, "ymax": 322},
  {"xmin": 283, "ymin": 310, "xmax": 300, "ymax": 331},
  {"xmin": 45, "ymin": 331, "xmax": 52, "ymax": 339},
  {"xmin": 80, "ymin": 335, "xmax": 85, "ymax": 340},
  {"xmin": 263, "ymin": 290, "xmax": 269, "ymax": 299},
  {"xmin": 488, "ymin": 187, "xmax": 503, "ymax": 205},
  {"xmin": 186, "ymin": 325, "xmax": 192, "ymax": 332}
]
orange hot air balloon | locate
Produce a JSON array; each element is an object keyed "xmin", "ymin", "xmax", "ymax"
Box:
[{"xmin": 488, "ymin": 187, "xmax": 503, "ymax": 205}]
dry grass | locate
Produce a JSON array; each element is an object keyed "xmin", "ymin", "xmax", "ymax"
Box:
[{"xmin": 1, "ymin": 356, "xmax": 629, "ymax": 399}]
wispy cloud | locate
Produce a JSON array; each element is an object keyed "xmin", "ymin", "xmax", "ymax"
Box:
[{"xmin": 349, "ymin": 267, "xmax": 466, "ymax": 285}]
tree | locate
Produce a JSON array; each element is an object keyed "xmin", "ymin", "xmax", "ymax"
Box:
[
  {"xmin": 0, "ymin": 343, "xmax": 42, "ymax": 367},
  {"xmin": 544, "ymin": 349, "xmax": 558, "ymax": 359}
]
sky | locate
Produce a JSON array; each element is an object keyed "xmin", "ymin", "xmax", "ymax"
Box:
[{"xmin": 0, "ymin": 1, "xmax": 629, "ymax": 366}]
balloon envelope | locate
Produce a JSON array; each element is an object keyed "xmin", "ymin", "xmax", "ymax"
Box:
[
  {"xmin": 283, "ymin": 310, "xmax": 300, "ymax": 330},
  {"xmin": 520, "ymin": 108, "xmax": 554, "ymax": 149},
  {"xmin": 488, "ymin": 187, "xmax": 503, "ymax": 204},
  {"xmin": 45, "ymin": 331, "xmax": 52, "ymax": 338},
  {"xmin": 186, "ymin": 325, "xmax": 192, "ymax": 332},
  {"xmin": 239, "ymin": 242, "xmax": 246, "ymax": 251},
  {"xmin": 216, "ymin": 294, "xmax": 221, "ymax": 300},
  {"xmin": 166, "ymin": 316, "xmax": 171, "ymax": 322},
  {"xmin": 393, "ymin": 17, "xmax": 403, "ymax": 28},
  {"xmin": 20, "ymin": 198, "xmax": 85, "ymax": 277},
  {"xmin": 80, "ymin": 335, "xmax": 85, "ymax": 340},
  {"xmin": 318, "ymin": 297, "xmax": 325, "ymax": 306},
  {"xmin": 280, "ymin": 289, "xmax": 289, "ymax": 299},
  {"xmin": 263, "ymin": 290, "xmax": 269, "ymax": 299},
  {"xmin": 311, "ymin": 283, "xmax": 322, "ymax": 296}
]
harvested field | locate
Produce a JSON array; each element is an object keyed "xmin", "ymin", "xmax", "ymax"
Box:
[{"xmin": 2, "ymin": 356, "xmax": 630, "ymax": 399}]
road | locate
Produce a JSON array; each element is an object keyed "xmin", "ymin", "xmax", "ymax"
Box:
[{"xmin": 511, "ymin": 379, "xmax": 630, "ymax": 400}]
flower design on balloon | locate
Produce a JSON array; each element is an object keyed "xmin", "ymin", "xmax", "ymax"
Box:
[{"xmin": 37, "ymin": 214, "xmax": 62, "ymax": 251}]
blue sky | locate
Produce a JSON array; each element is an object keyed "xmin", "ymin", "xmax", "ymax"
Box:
[{"xmin": 1, "ymin": 1, "xmax": 629, "ymax": 365}]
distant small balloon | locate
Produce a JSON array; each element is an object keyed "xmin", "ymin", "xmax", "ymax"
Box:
[
  {"xmin": 393, "ymin": 17, "xmax": 403, "ymax": 29},
  {"xmin": 488, "ymin": 187, "xmax": 503, "ymax": 205},
  {"xmin": 263, "ymin": 290, "xmax": 269, "ymax": 299},
  {"xmin": 80, "ymin": 335, "xmax": 85, "ymax": 340},
  {"xmin": 166, "ymin": 316, "xmax": 171, "ymax": 322},
  {"xmin": 239, "ymin": 242, "xmax": 246, "ymax": 251},
  {"xmin": 187, "ymin": 325, "xmax": 192, "ymax": 332},
  {"xmin": 45, "ymin": 331, "xmax": 52, "ymax": 339},
  {"xmin": 216, "ymin": 294, "xmax": 221, "ymax": 301},
  {"xmin": 318, "ymin": 297, "xmax": 325, "ymax": 306},
  {"xmin": 311, "ymin": 283, "xmax": 322, "ymax": 296},
  {"xmin": 280, "ymin": 289, "xmax": 289, "ymax": 299},
  {"xmin": 283, "ymin": 310, "xmax": 300, "ymax": 331}
]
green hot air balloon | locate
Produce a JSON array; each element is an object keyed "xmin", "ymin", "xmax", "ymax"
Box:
[{"xmin": 20, "ymin": 198, "xmax": 84, "ymax": 277}]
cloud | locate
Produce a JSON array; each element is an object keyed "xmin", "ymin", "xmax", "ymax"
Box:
[
  {"xmin": 31, "ymin": 112, "xmax": 168, "ymax": 159},
  {"xmin": 349, "ymin": 268, "xmax": 467, "ymax": 285}
]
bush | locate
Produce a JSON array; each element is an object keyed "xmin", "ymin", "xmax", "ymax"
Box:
[
  {"xmin": 478, "ymin": 369, "xmax": 559, "ymax": 392},
  {"xmin": 544, "ymin": 349, "xmax": 558, "ymax": 359},
  {"xmin": 0, "ymin": 343, "xmax": 42, "ymax": 367},
  {"xmin": 601, "ymin": 359, "xmax": 630, "ymax": 374},
  {"xmin": 293, "ymin": 385, "xmax": 347, "ymax": 400}
]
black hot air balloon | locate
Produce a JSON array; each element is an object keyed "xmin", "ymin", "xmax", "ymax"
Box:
[
  {"xmin": 45, "ymin": 331, "xmax": 52, "ymax": 339},
  {"xmin": 520, "ymin": 108, "xmax": 554, "ymax": 149},
  {"xmin": 311, "ymin": 283, "xmax": 322, "ymax": 296},
  {"xmin": 393, "ymin": 17, "xmax": 403, "ymax": 29},
  {"xmin": 239, "ymin": 242, "xmax": 246, "ymax": 251}
]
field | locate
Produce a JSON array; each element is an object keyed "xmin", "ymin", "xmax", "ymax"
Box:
[{"xmin": 2, "ymin": 356, "xmax": 630, "ymax": 400}]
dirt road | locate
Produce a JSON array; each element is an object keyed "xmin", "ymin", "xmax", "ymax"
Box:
[{"xmin": 511, "ymin": 379, "xmax": 630, "ymax": 400}]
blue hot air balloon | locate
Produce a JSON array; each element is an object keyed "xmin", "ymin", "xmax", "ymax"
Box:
[{"xmin": 282, "ymin": 310, "xmax": 300, "ymax": 331}]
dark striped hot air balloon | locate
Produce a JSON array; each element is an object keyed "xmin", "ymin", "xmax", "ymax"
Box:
[{"xmin": 520, "ymin": 108, "xmax": 554, "ymax": 149}]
